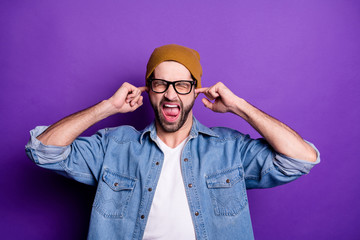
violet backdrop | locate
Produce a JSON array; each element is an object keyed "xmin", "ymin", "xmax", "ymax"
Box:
[{"xmin": 1, "ymin": 0, "xmax": 359, "ymax": 239}]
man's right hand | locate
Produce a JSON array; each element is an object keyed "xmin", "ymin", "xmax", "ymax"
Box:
[
  {"xmin": 108, "ymin": 82, "xmax": 148, "ymax": 114},
  {"xmin": 36, "ymin": 82, "xmax": 148, "ymax": 146}
]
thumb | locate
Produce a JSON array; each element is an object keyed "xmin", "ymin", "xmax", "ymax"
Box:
[{"xmin": 202, "ymin": 98, "xmax": 213, "ymax": 110}]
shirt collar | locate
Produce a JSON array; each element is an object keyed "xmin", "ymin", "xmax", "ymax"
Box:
[{"xmin": 139, "ymin": 116, "xmax": 219, "ymax": 144}]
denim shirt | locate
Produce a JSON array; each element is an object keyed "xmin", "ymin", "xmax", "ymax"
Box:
[{"xmin": 25, "ymin": 117, "xmax": 320, "ymax": 240}]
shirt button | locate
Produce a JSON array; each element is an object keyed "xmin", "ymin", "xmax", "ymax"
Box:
[
  {"xmin": 188, "ymin": 183, "xmax": 193, "ymax": 188},
  {"xmin": 195, "ymin": 211, "xmax": 199, "ymax": 216},
  {"xmin": 114, "ymin": 182, "xmax": 119, "ymax": 187},
  {"xmin": 141, "ymin": 215, "xmax": 145, "ymax": 219},
  {"xmin": 184, "ymin": 158, "xmax": 188, "ymax": 162},
  {"xmin": 226, "ymin": 179, "xmax": 230, "ymax": 183},
  {"xmin": 156, "ymin": 162, "xmax": 160, "ymax": 165},
  {"xmin": 148, "ymin": 188, "xmax": 152, "ymax": 192}
]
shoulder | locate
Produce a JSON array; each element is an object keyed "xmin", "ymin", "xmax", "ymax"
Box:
[
  {"xmin": 208, "ymin": 126, "xmax": 246, "ymax": 141},
  {"xmin": 194, "ymin": 118, "xmax": 247, "ymax": 142},
  {"xmin": 105, "ymin": 125, "xmax": 142, "ymax": 144}
]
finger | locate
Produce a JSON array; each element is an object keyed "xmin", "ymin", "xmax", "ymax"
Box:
[
  {"xmin": 130, "ymin": 94, "xmax": 142, "ymax": 107},
  {"xmin": 195, "ymin": 87, "xmax": 209, "ymax": 98},
  {"xmin": 125, "ymin": 95, "xmax": 134, "ymax": 103},
  {"xmin": 202, "ymin": 98, "xmax": 213, "ymax": 110},
  {"xmin": 197, "ymin": 85, "xmax": 218, "ymax": 100},
  {"xmin": 205, "ymin": 87, "xmax": 220, "ymax": 100},
  {"xmin": 203, "ymin": 90, "xmax": 217, "ymax": 101},
  {"xmin": 195, "ymin": 87, "xmax": 209, "ymax": 94},
  {"xmin": 137, "ymin": 96, "xmax": 143, "ymax": 106},
  {"xmin": 127, "ymin": 88, "xmax": 142, "ymax": 100},
  {"xmin": 123, "ymin": 82, "xmax": 138, "ymax": 94},
  {"xmin": 204, "ymin": 94, "xmax": 215, "ymax": 101},
  {"xmin": 131, "ymin": 92, "xmax": 145, "ymax": 106},
  {"xmin": 138, "ymin": 86, "xmax": 148, "ymax": 93},
  {"xmin": 130, "ymin": 96, "xmax": 143, "ymax": 109},
  {"xmin": 126, "ymin": 91, "xmax": 138, "ymax": 103}
]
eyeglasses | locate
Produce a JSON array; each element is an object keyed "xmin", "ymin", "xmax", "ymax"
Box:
[{"xmin": 148, "ymin": 79, "xmax": 197, "ymax": 95}]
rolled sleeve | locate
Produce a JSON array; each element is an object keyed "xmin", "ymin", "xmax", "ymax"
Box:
[
  {"xmin": 273, "ymin": 140, "xmax": 320, "ymax": 176},
  {"xmin": 25, "ymin": 126, "xmax": 71, "ymax": 164}
]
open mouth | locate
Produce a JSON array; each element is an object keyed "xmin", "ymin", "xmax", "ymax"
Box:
[{"xmin": 161, "ymin": 103, "xmax": 181, "ymax": 122}]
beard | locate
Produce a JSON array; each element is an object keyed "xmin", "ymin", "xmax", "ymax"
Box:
[{"xmin": 151, "ymin": 96, "xmax": 195, "ymax": 133}]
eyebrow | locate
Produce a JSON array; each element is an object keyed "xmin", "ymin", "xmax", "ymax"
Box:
[{"xmin": 151, "ymin": 78, "xmax": 194, "ymax": 81}]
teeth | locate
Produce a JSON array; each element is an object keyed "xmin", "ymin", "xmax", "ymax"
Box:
[{"xmin": 164, "ymin": 104, "xmax": 178, "ymax": 108}]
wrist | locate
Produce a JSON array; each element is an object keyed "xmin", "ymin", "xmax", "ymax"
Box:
[
  {"xmin": 231, "ymin": 98, "xmax": 250, "ymax": 120},
  {"xmin": 94, "ymin": 100, "xmax": 118, "ymax": 120}
]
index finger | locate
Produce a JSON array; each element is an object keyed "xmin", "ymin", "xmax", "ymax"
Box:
[
  {"xmin": 138, "ymin": 86, "xmax": 148, "ymax": 93},
  {"xmin": 195, "ymin": 87, "xmax": 209, "ymax": 94}
]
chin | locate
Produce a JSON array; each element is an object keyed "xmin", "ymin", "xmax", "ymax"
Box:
[
  {"xmin": 157, "ymin": 111, "xmax": 187, "ymax": 133},
  {"xmin": 153, "ymin": 102, "xmax": 194, "ymax": 133}
]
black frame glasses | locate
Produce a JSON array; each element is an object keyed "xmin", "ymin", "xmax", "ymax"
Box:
[{"xmin": 148, "ymin": 79, "xmax": 197, "ymax": 95}]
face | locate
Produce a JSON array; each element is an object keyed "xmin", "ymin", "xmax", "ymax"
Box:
[{"xmin": 149, "ymin": 61, "xmax": 196, "ymax": 133}]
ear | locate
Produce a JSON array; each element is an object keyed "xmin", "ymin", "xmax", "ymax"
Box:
[
  {"xmin": 145, "ymin": 79, "xmax": 150, "ymax": 92},
  {"xmin": 195, "ymin": 87, "xmax": 203, "ymax": 99}
]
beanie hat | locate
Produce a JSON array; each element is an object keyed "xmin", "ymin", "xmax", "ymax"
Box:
[{"xmin": 146, "ymin": 44, "xmax": 202, "ymax": 88}]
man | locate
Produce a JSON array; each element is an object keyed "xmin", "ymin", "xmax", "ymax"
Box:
[{"xmin": 26, "ymin": 44, "xmax": 320, "ymax": 240}]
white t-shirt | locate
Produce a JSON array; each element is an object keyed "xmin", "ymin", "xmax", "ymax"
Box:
[{"xmin": 143, "ymin": 137, "xmax": 196, "ymax": 240}]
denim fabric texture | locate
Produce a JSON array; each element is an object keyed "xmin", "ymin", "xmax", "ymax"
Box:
[{"xmin": 25, "ymin": 117, "xmax": 320, "ymax": 240}]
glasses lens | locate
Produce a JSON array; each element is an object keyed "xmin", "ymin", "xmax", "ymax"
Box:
[
  {"xmin": 152, "ymin": 80, "xmax": 168, "ymax": 93},
  {"xmin": 175, "ymin": 81, "xmax": 192, "ymax": 94},
  {"xmin": 151, "ymin": 79, "xmax": 194, "ymax": 94}
]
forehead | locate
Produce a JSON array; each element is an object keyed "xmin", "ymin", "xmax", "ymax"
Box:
[{"xmin": 154, "ymin": 61, "xmax": 192, "ymax": 80}]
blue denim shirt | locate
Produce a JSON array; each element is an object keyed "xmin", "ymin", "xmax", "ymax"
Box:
[{"xmin": 25, "ymin": 117, "xmax": 320, "ymax": 240}]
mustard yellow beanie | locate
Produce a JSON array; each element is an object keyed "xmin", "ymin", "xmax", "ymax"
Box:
[{"xmin": 146, "ymin": 44, "xmax": 202, "ymax": 88}]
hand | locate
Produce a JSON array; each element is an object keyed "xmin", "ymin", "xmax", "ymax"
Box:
[
  {"xmin": 195, "ymin": 82, "xmax": 241, "ymax": 113},
  {"xmin": 108, "ymin": 82, "xmax": 148, "ymax": 114}
]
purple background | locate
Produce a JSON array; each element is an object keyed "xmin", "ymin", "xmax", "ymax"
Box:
[{"xmin": 1, "ymin": 0, "xmax": 359, "ymax": 239}]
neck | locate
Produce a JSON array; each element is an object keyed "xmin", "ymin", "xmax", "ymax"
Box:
[{"xmin": 156, "ymin": 112, "xmax": 193, "ymax": 148}]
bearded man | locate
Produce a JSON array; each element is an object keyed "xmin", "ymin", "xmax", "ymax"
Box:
[{"xmin": 26, "ymin": 44, "xmax": 320, "ymax": 240}]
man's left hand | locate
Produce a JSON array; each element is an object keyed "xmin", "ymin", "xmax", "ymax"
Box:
[{"xmin": 195, "ymin": 82, "xmax": 240, "ymax": 113}]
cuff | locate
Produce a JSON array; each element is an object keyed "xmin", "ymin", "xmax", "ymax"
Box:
[
  {"xmin": 273, "ymin": 140, "xmax": 320, "ymax": 176},
  {"xmin": 25, "ymin": 126, "xmax": 71, "ymax": 164}
]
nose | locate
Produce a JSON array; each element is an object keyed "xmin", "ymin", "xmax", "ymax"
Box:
[{"xmin": 164, "ymin": 84, "xmax": 178, "ymax": 100}]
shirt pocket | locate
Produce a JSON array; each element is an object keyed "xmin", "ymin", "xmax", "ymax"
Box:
[
  {"xmin": 206, "ymin": 166, "xmax": 248, "ymax": 216},
  {"xmin": 93, "ymin": 168, "xmax": 137, "ymax": 218}
]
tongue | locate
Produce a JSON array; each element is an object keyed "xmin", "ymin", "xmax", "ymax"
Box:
[{"xmin": 163, "ymin": 107, "xmax": 180, "ymax": 116}]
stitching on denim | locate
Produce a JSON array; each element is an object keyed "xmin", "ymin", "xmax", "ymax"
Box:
[
  {"xmin": 261, "ymin": 165, "xmax": 275, "ymax": 177},
  {"xmin": 59, "ymin": 161, "xmax": 94, "ymax": 179},
  {"xmin": 244, "ymin": 175, "xmax": 260, "ymax": 180},
  {"xmin": 109, "ymin": 126, "xmax": 141, "ymax": 144},
  {"xmin": 183, "ymin": 142, "xmax": 209, "ymax": 240},
  {"xmin": 93, "ymin": 173, "xmax": 136, "ymax": 219},
  {"xmin": 205, "ymin": 165, "xmax": 243, "ymax": 179},
  {"xmin": 207, "ymin": 133, "xmax": 243, "ymax": 143},
  {"xmin": 206, "ymin": 166, "xmax": 247, "ymax": 216},
  {"xmin": 28, "ymin": 148, "xmax": 40, "ymax": 164},
  {"xmin": 104, "ymin": 168, "xmax": 137, "ymax": 181},
  {"xmin": 133, "ymin": 150, "xmax": 163, "ymax": 239},
  {"xmin": 208, "ymin": 127, "xmax": 244, "ymax": 142},
  {"xmin": 209, "ymin": 187, "xmax": 248, "ymax": 216},
  {"xmin": 110, "ymin": 136, "xmax": 138, "ymax": 144}
]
